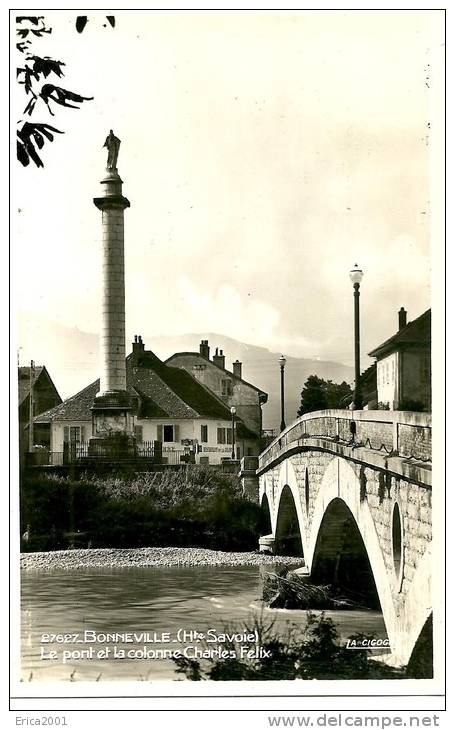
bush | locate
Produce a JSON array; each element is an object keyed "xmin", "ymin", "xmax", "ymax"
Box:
[
  {"xmin": 173, "ymin": 612, "xmax": 403, "ymax": 680},
  {"xmin": 20, "ymin": 467, "xmax": 262, "ymax": 552}
]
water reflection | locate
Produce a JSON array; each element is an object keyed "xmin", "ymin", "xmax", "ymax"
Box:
[{"xmin": 21, "ymin": 565, "xmax": 388, "ymax": 681}]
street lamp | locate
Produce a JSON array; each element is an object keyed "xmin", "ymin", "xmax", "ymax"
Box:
[
  {"xmin": 230, "ymin": 406, "xmax": 236, "ymax": 460},
  {"xmin": 279, "ymin": 355, "xmax": 286, "ymax": 432},
  {"xmin": 349, "ymin": 264, "xmax": 364, "ymax": 410}
]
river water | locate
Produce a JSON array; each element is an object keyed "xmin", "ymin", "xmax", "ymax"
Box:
[{"xmin": 21, "ymin": 565, "xmax": 388, "ymax": 682}]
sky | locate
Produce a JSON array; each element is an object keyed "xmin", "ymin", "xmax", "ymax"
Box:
[{"xmin": 12, "ymin": 10, "xmax": 442, "ymax": 369}]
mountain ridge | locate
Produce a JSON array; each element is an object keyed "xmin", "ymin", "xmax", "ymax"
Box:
[{"xmin": 17, "ymin": 311, "xmax": 354, "ymax": 429}]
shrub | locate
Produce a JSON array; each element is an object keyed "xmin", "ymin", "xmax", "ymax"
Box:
[
  {"xmin": 20, "ymin": 467, "xmax": 262, "ymax": 552},
  {"xmin": 173, "ymin": 612, "xmax": 403, "ymax": 681}
]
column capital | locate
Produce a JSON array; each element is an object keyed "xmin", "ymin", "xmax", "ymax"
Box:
[{"xmin": 94, "ymin": 195, "xmax": 130, "ymax": 211}]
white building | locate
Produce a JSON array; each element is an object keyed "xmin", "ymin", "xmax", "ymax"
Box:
[
  {"xmin": 35, "ymin": 337, "xmax": 259, "ymax": 464},
  {"xmin": 368, "ymin": 308, "xmax": 431, "ymax": 411}
]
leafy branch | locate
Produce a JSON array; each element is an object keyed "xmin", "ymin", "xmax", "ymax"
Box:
[
  {"xmin": 15, "ymin": 15, "xmax": 114, "ymax": 168},
  {"xmin": 17, "ymin": 122, "xmax": 63, "ymax": 168}
]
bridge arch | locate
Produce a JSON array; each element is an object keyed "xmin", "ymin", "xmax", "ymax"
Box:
[
  {"xmin": 304, "ymin": 455, "xmax": 431, "ymax": 665},
  {"xmin": 254, "ymin": 418, "xmax": 433, "ymax": 668},
  {"xmin": 310, "ymin": 497, "xmax": 381, "ymax": 609},
  {"xmin": 271, "ymin": 460, "xmax": 307, "ymax": 555},
  {"xmin": 307, "ymin": 457, "xmax": 396, "ymax": 640},
  {"xmin": 274, "ymin": 485, "xmax": 304, "ymax": 557},
  {"xmin": 260, "ymin": 492, "xmax": 272, "ymax": 535}
]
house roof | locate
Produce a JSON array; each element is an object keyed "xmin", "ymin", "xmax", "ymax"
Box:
[
  {"xmin": 35, "ymin": 380, "xmax": 100, "ymax": 423},
  {"xmin": 35, "ymin": 349, "xmax": 234, "ymax": 424},
  {"xmin": 368, "ymin": 309, "xmax": 431, "ymax": 360},
  {"xmin": 18, "ymin": 366, "xmax": 45, "ymax": 405},
  {"xmin": 18, "ymin": 365, "xmax": 61, "ymax": 408},
  {"xmin": 165, "ymin": 351, "xmax": 268, "ymax": 401}
]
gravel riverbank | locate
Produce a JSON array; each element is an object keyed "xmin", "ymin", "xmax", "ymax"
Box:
[{"xmin": 20, "ymin": 547, "xmax": 303, "ymax": 571}]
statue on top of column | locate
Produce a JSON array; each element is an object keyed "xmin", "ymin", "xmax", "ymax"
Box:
[{"xmin": 103, "ymin": 129, "xmax": 121, "ymax": 171}]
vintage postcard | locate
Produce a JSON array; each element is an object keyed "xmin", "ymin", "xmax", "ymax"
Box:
[{"xmin": 10, "ymin": 6, "xmax": 446, "ymax": 718}]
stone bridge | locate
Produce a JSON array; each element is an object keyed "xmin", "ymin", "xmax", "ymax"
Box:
[{"xmin": 240, "ymin": 409, "xmax": 432, "ymax": 669}]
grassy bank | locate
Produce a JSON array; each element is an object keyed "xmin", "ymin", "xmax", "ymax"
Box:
[{"xmin": 20, "ymin": 466, "xmax": 268, "ymax": 552}]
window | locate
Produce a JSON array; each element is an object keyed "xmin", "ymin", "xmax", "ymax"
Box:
[
  {"xmin": 64, "ymin": 426, "xmax": 83, "ymax": 443},
  {"xmin": 134, "ymin": 425, "xmax": 143, "ymax": 443},
  {"xmin": 70, "ymin": 426, "xmax": 80, "ymax": 442},
  {"xmin": 217, "ymin": 427, "xmax": 232, "ymax": 445},
  {"xmin": 221, "ymin": 379, "xmax": 233, "ymax": 396},
  {"xmin": 157, "ymin": 425, "xmax": 180, "ymax": 443},
  {"xmin": 63, "ymin": 425, "xmax": 86, "ymax": 447},
  {"xmin": 201, "ymin": 425, "xmax": 208, "ymax": 443},
  {"xmin": 163, "ymin": 425, "xmax": 174, "ymax": 442},
  {"xmin": 200, "ymin": 456, "xmax": 209, "ymax": 465}
]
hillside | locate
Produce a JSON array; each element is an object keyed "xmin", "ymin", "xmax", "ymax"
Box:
[{"xmin": 17, "ymin": 312, "xmax": 353, "ymax": 429}]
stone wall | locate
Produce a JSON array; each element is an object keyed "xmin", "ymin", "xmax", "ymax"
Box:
[
  {"xmin": 258, "ymin": 439, "xmax": 432, "ymax": 668},
  {"xmin": 259, "ymin": 410, "xmax": 432, "ymax": 470},
  {"xmin": 398, "ymin": 423, "xmax": 432, "ymax": 461}
]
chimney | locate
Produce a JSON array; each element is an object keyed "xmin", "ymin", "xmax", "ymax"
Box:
[
  {"xmin": 233, "ymin": 360, "xmax": 242, "ymax": 379},
  {"xmin": 132, "ymin": 335, "xmax": 145, "ymax": 362},
  {"xmin": 199, "ymin": 339, "xmax": 210, "ymax": 360},
  {"xmin": 398, "ymin": 307, "xmax": 407, "ymax": 330},
  {"xmin": 213, "ymin": 348, "xmax": 226, "ymax": 370}
]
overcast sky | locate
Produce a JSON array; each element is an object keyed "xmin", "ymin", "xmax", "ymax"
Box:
[{"xmin": 13, "ymin": 11, "xmax": 442, "ymax": 367}]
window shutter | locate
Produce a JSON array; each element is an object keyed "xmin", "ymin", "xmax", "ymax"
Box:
[
  {"xmin": 134, "ymin": 425, "xmax": 143, "ymax": 442},
  {"xmin": 80, "ymin": 426, "xmax": 85, "ymax": 442},
  {"xmin": 157, "ymin": 425, "xmax": 163, "ymax": 442},
  {"xmin": 63, "ymin": 426, "xmax": 69, "ymax": 443},
  {"xmin": 174, "ymin": 424, "xmax": 180, "ymax": 443}
]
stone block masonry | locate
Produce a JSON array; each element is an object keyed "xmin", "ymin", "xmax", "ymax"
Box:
[
  {"xmin": 94, "ymin": 171, "xmax": 130, "ymax": 397},
  {"xmin": 89, "ymin": 139, "xmax": 133, "ymax": 452},
  {"xmin": 256, "ymin": 416, "xmax": 432, "ymax": 668}
]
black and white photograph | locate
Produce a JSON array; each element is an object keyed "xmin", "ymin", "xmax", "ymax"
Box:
[{"xmin": 10, "ymin": 6, "xmax": 445, "ymax": 716}]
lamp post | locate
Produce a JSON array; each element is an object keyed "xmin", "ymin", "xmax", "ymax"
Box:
[
  {"xmin": 349, "ymin": 264, "xmax": 364, "ymax": 410},
  {"xmin": 230, "ymin": 406, "xmax": 236, "ymax": 460},
  {"xmin": 279, "ymin": 355, "xmax": 286, "ymax": 432}
]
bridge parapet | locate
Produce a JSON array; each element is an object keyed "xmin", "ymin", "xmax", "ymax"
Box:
[
  {"xmin": 259, "ymin": 410, "xmax": 431, "ymax": 471},
  {"xmin": 239, "ymin": 455, "xmax": 260, "ymax": 501}
]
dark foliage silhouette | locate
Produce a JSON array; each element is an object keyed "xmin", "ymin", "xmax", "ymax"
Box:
[
  {"xmin": 16, "ymin": 14, "xmax": 113, "ymax": 167},
  {"xmin": 17, "ymin": 122, "xmax": 63, "ymax": 168},
  {"xmin": 173, "ymin": 612, "xmax": 403, "ymax": 681},
  {"xmin": 76, "ymin": 16, "xmax": 115, "ymax": 33}
]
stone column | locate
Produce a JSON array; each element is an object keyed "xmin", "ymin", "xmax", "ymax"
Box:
[
  {"xmin": 90, "ymin": 153, "xmax": 132, "ymax": 451},
  {"xmin": 95, "ymin": 171, "xmax": 129, "ymax": 395}
]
